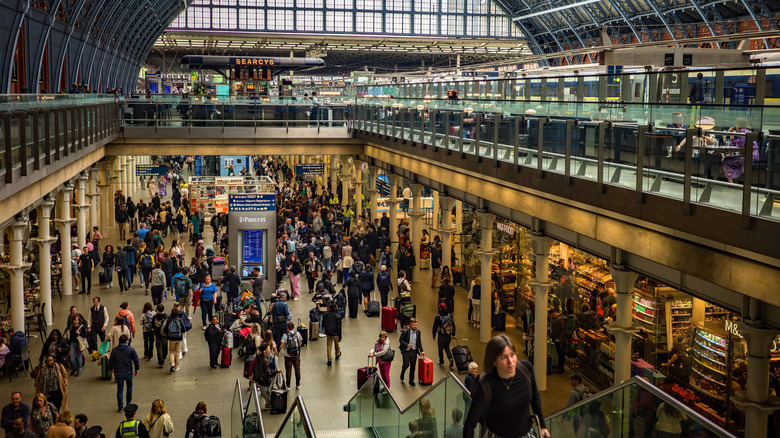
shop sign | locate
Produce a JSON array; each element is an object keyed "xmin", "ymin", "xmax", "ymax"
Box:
[
  {"xmin": 216, "ymin": 177, "xmax": 245, "ymax": 185},
  {"xmin": 724, "ymin": 320, "xmax": 743, "ymax": 338},
  {"xmin": 229, "ymin": 193, "xmax": 276, "ymax": 212},
  {"xmin": 136, "ymin": 165, "xmax": 167, "ymax": 176},
  {"xmin": 496, "ymin": 222, "xmax": 516, "ymax": 236}
]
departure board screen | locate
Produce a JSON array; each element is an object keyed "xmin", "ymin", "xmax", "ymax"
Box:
[{"xmin": 242, "ymin": 230, "xmax": 264, "ymax": 264}]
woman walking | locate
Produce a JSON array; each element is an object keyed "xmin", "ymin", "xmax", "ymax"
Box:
[
  {"xmin": 287, "ymin": 254, "xmax": 302, "ymax": 300},
  {"xmin": 368, "ymin": 331, "xmax": 393, "ymax": 388},
  {"xmin": 29, "ymin": 393, "xmax": 58, "ymax": 438},
  {"xmin": 101, "ymin": 245, "xmax": 116, "ymax": 289},
  {"xmin": 142, "ymin": 400, "xmax": 174, "ymax": 438},
  {"xmin": 67, "ymin": 316, "xmax": 88, "ymax": 377}
]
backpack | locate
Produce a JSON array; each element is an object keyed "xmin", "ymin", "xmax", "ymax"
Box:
[
  {"xmin": 143, "ymin": 313, "xmax": 155, "ymax": 331},
  {"xmin": 244, "ymin": 338, "xmax": 257, "ymax": 357},
  {"xmin": 401, "ymin": 302, "xmax": 416, "ymax": 319},
  {"xmin": 189, "ymin": 264, "xmax": 198, "ymax": 277},
  {"xmin": 207, "ymin": 416, "xmax": 221, "ymax": 438},
  {"xmin": 285, "ymin": 331, "xmax": 300, "ymax": 357},
  {"xmin": 153, "ymin": 314, "xmax": 167, "ymax": 337},
  {"xmin": 440, "ymin": 314, "xmax": 455, "ymax": 336},
  {"xmin": 376, "ymin": 272, "xmax": 391, "ymax": 290},
  {"xmin": 122, "ymin": 314, "xmax": 132, "ymax": 335},
  {"xmin": 167, "ymin": 316, "xmax": 184, "ymax": 339},
  {"xmin": 141, "ymin": 254, "xmax": 154, "ymax": 269},
  {"xmin": 471, "ymin": 284, "xmax": 481, "ymax": 300},
  {"xmin": 573, "ymin": 385, "xmax": 594, "ymax": 402},
  {"xmin": 565, "ymin": 314, "xmax": 577, "ymax": 337},
  {"xmin": 186, "ymin": 413, "xmax": 211, "ymax": 438},
  {"xmin": 175, "ymin": 276, "xmax": 189, "ymax": 298}
]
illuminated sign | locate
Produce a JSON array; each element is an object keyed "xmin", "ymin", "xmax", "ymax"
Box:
[
  {"xmin": 235, "ymin": 58, "xmax": 275, "ymax": 66},
  {"xmin": 229, "ymin": 193, "xmax": 276, "ymax": 212},
  {"xmin": 724, "ymin": 320, "xmax": 743, "ymax": 338}
]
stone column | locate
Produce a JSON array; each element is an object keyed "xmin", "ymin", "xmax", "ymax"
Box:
[
  {"xmin": 75, "ymin": 174, "xmax": 90, "ymax": 250},
  {"xmin": 88, "ymin": 167, "xmax": 100, "ymax": 229},
  {"xmin": 367, "ymin": 166, "xmax": 379, "ymax": 222},
  {"xmin": 98, "ymin": 161, "xmax": 111, "ymax": 233},
  {"xmin": 408, "ymin": 183, "xmax": 424, "ymax": 284},
  {"xmin": 330, "ymin": 156, "xmax": 339, "ymax": 196},
  {"xmin": 127, "ymin": 157, "xmax": 136, "ymax": 198},
  {"xmin": 607, "ymin": 258, "xmax": 639, "ymax": 384},
  {"xmin": 33, "ymin": 199, "xmax": 57, "ymax": 325},
  {"xmin": 121, "ymin": 156, "xmax": 130, "ymax": 197},
  {"xmin": 431, "ymin": 190, "xmax": 439, "ymax": 231},
  {"xmin": 388, "ymin": 174, "xmax": 400, "ymax": 286},
  {"xmin": 732, "ymin": 322, "xmax": 778, "ymax": 438},
  {"xmin": 1, "ymin": 219, "xmax": 32, "ymax": 333},
  {"xmin": 353, "ymin": 160, "xmax": 364, "ymax": 218},
  {"xmin": 108, "ymin": 158, "xmax": 118, "ymax": 224},
  {"xmin": 475, "ymin": 211, "xmax": 496, "ymax": 343},
  {"xmin": 341, "ymin": 158, "xmax": 352, "ymax": 208},
  {"xmin": 436, "ymin": 196, "xmax": 456, "ymax": 270},
  {"xmin": 528, "ymin": 232, "xmax": 555, "ymax": 390},
  {"xmin": 54, "ymin": 185, "xmax": 76, "ymax": 296},
  {"xmin": 455, "ymin": 199, "xmax": 462, "ymax": 233}
]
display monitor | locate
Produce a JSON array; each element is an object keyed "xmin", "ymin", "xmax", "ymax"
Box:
[
  {"xmin": 242, "ymin": 265, "xmax": 263, "ymax": 277},
  {"xmin": 242, "ymin": 230, "xmax": 264, "ymax": 264}
]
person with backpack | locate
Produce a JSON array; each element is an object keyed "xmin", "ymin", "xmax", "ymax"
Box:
[
  {"xmin": 279, "ymin": 321, "xmax": 303, "ymax": 390},
  {"xmin": 138, "ymin": 250, "xmax": 155, "ymax": 294},
  {"xmin": 376, "ymin": 265, "xmax": 392, "ymax": 307},
  {"xmin": 270, "ymin": 293, "xmax": 291, "ymax": 346},
  {"xmin": 164, "ymin": 308, "xmax": 185, "ymax": 373},
  {"xmin": 172, "ymin": 268, "xmax": 194, "ymax": 317},
  {"xmin": 185, "ymin": 402, "xmax": 213, "ymax": 438},
  {"xmin": 140, "ymin": 303, "xmax": 156, "ymax": 361},
  {"xmin": 123, "ymin": 240, "xmax": 138, "ymax": 289},
  {"xmin": 432, "ymin": 303, "xmax": 455, "ymax": 368},
  {"xmin": 151, "ymin": 304, "xmax": 168, "ymax": 369},
  {"xmin": 117, "ymin": 302, "xmax": 136, "ymax": 340},
  {"xmin": 437, "ymin": 277, "xmax": 456, "ymax": 315}
]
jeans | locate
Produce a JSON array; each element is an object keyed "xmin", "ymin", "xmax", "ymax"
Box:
[
  {"xmin": 142, "ymin": 268, "xmax": 153, "ymax": 291},
  {"xmin": 155, "ymin": 335, "xmax": 168, "ymax": 366},
  {"xmin": 115, "ymin": 372, "xmax": 133, "ymax": 410},
  {"xmin": 143, "ymin": 331, "xmax": 155, "ymax": 359},
  {"xmin": 103, "ymin": 266, "xmax": 113, "ymax": 284},
  {"xmin": 200, "ymin": 299, "xmax": 214, "ymax": 326},
  {"xmin": 322, "ymin": 258, "xmax": 331, "ymax": 272},
  {"xmin": 127, "ymin": 265, "xmax": 135, "ymax": 286},
  {"xmin": 69, "ymin": 342, "xmax": 83, "ymax": 372}
]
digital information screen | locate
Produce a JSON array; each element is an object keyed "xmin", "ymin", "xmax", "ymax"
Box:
[{"xmin": 242, "ymin": 230, "xmax": 264, "ymax": 264}]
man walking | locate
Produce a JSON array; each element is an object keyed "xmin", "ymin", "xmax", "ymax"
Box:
[
  {"xmin": 321, "ymin": 304, "xmax": 342, "ymax": 366},
  {"xmin": 279, "ymin": 321, "xmax": 303, "ymax": 390},
  {"xmin": 87, "ymin": 297, "xmax": 109, "ymax": 357},
  {"xmin": 399, "ymin": 318, "xmax": 425, "ymax": 386},
  {"xmin": 107, "ymin": 334, "xmax": 140, "ymax": 412},
  {"xmin": 165, "ymin": 308, "xmax": 186, "ymax": 372},
  {"xmin": 204, "ymin": 316, "xmax": 225, "ymax": 370}
]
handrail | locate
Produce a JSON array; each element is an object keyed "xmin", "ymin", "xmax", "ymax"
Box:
[
  {"xmin": 275, "ymin": 395, "xmax": 317, "ymax": 438},
  {"xmin": 545, "ymin": 377, "xmax": 737, "ymax": 438},
  {"xmin": 350, "ymin": 372, "xmax": 470, "ymax": 415},
  {"xmin": 235, "ymin": 378, "xmax": 246, "ymax": 419},
  {"xmin": 250, "ymin": 383, "xmax": 266, "ymax": 438}
]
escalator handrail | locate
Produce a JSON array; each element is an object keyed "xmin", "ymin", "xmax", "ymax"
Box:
[
  {"xmin": 249, "ymin": 383, "xmax": 266, "ymax": 438},
  {"xmin": 235, "ymin": 378, "xmax": 245, "ymax": 421},
  {"xmin": 275, "ymin": 395, "xmax": 316, "ymax": 438},
  {"xmin": 545, "ymin": 376, "xmax": 736, "ymax": 438},
  {"xmin": 355, "ymin": 372, "xmax": 471, "ymax": 415}
]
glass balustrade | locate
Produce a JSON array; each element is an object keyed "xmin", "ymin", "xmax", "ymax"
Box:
[{"xmin": 275, "ymin": 396, "xmax": 315, "ymax": 438}]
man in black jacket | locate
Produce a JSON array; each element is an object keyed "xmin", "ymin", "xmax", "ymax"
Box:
[
  {"xmin": 321, "ymin": 304, "xmax": 342, "ymax": 366},
  {"xmin": 115, "ymin": 204, "xmax": 129, "ymax": 241},
  {"xmin": 204, "ymin": 316, "xmax": 225, "ymax": 370},
  {"xmin": 399, "ymin": 318, "xmax": 425, "ymax": 386}
]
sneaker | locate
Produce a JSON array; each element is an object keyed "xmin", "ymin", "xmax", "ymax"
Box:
[
  {"xmin": 318, "ymin": 333, "xmax": 326, "ymax": 338},
  {"xmin": 78, "ymin": 291, "xmax": 86, "ymax": 295},
  {"xmin": 174, "ymin": 367, "xmax": 180, "ymax": 372},
  {"xmin": 170, "ymin": 367, "xmax": 175, "ymax": 373},
  {"xmin": 327, "ymin": 360, "xmax": 332, "ymax": 366},
  {"xmin": 410, "ymin": 381, "xmax": 416, "ymax": 386},
  {"xmin": 203, "ymin": 326, "xmax": 207, "ymax": 330},
  {"xmin": 210, "ymin": 366, "xmax": 217, "ymax": 370},
  {"xmin": 293, "ymin": 297, "xmax": 299, "ymax": 301},
  {"xmin": 158, "ymin": 364, "xmax": 164, "ymax": 369},
  {"xmin": 296, "ymin": 385, "xmax": 301, "ymax": 390},
  {"xmin": 449, "ymin": 360, "xmax": 454, "ymax": 368},
  {"xmin": 336, "ymin": 352, "xmax": 342, "ymax": 360}
]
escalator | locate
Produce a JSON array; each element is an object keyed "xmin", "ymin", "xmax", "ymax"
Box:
[{"xmin": 237, "ymin": 371, "xmax": 736, "ymax": 437}]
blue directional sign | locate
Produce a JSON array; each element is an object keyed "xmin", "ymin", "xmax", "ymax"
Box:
[
  {"xmin": 136, "ymin": 165, "xmax": 167, "ymax": 176},
  {"xmin": 295, "ymin": 163, "xmax": 325, "ymax": 175},
  {"xmin": 228, "ymin": 193, "xmax": 276, "ymax": 212}
]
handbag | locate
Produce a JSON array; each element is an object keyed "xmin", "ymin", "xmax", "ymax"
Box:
[
  {"xmin": 77, "ymin": 335, "xmax": 88, "ymax": 352},
  {"xmin": 382, "ymin": 348, "xmax": 395, "ymax": 362},
  {"xmin": 99, "ymin": 341, "xmax": 110, "ymax": 356}
]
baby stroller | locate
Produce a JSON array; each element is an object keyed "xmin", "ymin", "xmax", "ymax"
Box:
[{"xmin": 236, "ymin": 332, "xmax": 257, "ymax": 358}]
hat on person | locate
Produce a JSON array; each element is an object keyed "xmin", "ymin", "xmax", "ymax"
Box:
[
  {"xmin": 694, "ymin": 116, "xmax": 715, "ymax": 130},
  {"xmin": 672, "ymin": 112, "xmax": 683, "ymax": 124},
  {"xmin": 123, "ymin": 404, "xmax": 138, "ymax": 415},
  {"xmin": 439, "ymin": 303, "xmax": 447, "ymax": 311},
  {"xmin": 85, "ymin": 426, "xmax": 103, "ymax": 438}
]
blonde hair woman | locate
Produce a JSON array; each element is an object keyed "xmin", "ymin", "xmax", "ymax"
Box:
[
  {"xmin": 143, "ymin": 399, "xmax": 174, "ymax": 438},
  {"xmin": 368, "ymin": 331, "xmax": 392, "ymax": 388}
]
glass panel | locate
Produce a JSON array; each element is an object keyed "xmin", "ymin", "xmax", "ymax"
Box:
[
  {"xmin": 230, "ymin": 380, "xmax": 245, "ymax": 438},
  {"xmin": 373, "ymin": 376, "xmax": 401, "ymax": 438},
  {"xmin": 275, "ymin": 404, "xmax": 305, "ymax": 438}
]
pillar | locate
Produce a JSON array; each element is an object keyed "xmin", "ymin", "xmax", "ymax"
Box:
[
  {"xmin": 367, "ymin": 166, "xmax": 379, "ymax": 222},
  {"xmin": 732, "ymin": 322, "xmax": 777, "ymax": 438},
  {"xmin": 88, "ymin": 166, "xmax": 100, "ymax": 229},
  {"xmin": 33, "ymin": 199, "xmax": 56, "ymax": 325},
  {"xmin": 608, "ymin": 258, "xmax": 639, "ymax": 385},
  {"xmin": 341, "ymin": 157, "xmax": 352, "ymax": 207},
  {"xmin": 127, "ymin": 157, "xmax": 136, "ymax": 198},
  {"xmin": 54, "ymin": 185, "xmax": 76, "ymax": 296},
  {"xmin": 409, "ymin": 183, "xmax": 424, "ymax": 284},
  {"xmin": 388, "ymin": 174, "xmax": 400, "ymax": 286},
  {"xmin": 528, "ymin": 232, "xmax": 555, "ymax": 390},
  {"xmin": 476, "ymin": 211, "xmax": 495, "ymax": 343},
  {"xmin": 455, "ymin": 199, "xmax": 463, "ymax": 233},
  {"xmin": 353, "ymin": 160, "xmax": 364, "ymax": 218},
  {"xmin": 330, "ymin": 156, "xmax": 339, "ymax": 196},
  {"xmin": 1, "ymin": 219, "xmax": 32, "ymax": 333},
  {"xmin": 121, "ymin": 156, "xmax": 130, "ymax": 197},
  {"xmin": 98, "ymin": 161, "xmax": 111, "ymax": 233},
  {"xmin": 432, "ymin": 190, "xmax": 439, "ymax": 231},
  {"xmin": 437, "ymin": 196, "xmax": 456, "ymax": 270},
  {"xmin": 75, "ymin": 174, "xmax": 89, "ymax": 249},
  {"xmin": 108, "ymin": 158, "xmax": 118, "ymax": 224}
]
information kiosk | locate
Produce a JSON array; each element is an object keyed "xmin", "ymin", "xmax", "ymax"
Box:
[{"xmin": 227, "ymin": 192, "xmax": 277, "ymax": 296}]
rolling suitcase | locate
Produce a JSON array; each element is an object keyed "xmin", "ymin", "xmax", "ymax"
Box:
[
  {"xmin": 270, "ymin": 390, "xmax": 288, "ymax": 415},
  {"xmin": 244, "ymin": 357, "xmax": 255, "ymax": 379},
  {"xmin": 451, "ymin": 266, "xmax": 462, "ymax": 285},
  {"xmin": 357, "ymin": 357, "xmax": 377, "ymax": 390},
  {"xmin": 381, "ymin": 306, "xmax": 397, "ymax": 332},
  {"xmin": 220, "ymin": 346, "xmax": 232, "ymax": 367},
  {"xmin": 367, "ymin": 296, "xmax": 380, "ymax": 317},
  {"xmin": 418, "ymin": 356, "xmax": 434, "ymax": 385},
  {"xmin": 297, "ymin": 319, "xmax": 308, "ymax": 347},
  {"xmin": 309, "ymin": 319, "xmax": 320, "ymax": 341},
  {"xmin": 100, "ymin": 355, "xmax": 110, "ymax": 380},
  {"xmin": 98, "ymin": 271, "xmax": 107, "ymax": 284},
  {"xmin": 452, "ymin": 340, "xmax": 473, "ymax": 373}
]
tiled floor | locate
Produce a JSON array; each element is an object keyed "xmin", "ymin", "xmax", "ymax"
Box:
[{"xmin": 0, "ymin": 180, "xmax": 578, "ymax": 436}]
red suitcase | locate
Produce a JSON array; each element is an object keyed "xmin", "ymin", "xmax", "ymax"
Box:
[
  {"xmin": 220, "ymin": 346, "xmax": 232, "ymax": 367},
  {"xmin": 418, "ymin": 356, "xmax": 434, "ymax": 385},
  {"xmin": 357, "ymin": 357, "xmax": 377, "ymax": 390},
  {"xmin": 381, "ymin": 306, "xmax": 397, "ymax": 332}
]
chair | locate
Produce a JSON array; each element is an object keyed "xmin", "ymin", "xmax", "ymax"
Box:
[
  {"xmin": 11, "ymin": 349, "xmax": 31, "ymax": 378},
  {"xmin": 52, "ymin": 274, "xmax": 63, "ymax": 301},
  {"xmin": 25, "ymin": 307, "xmax": 47, "ymax": 341}
]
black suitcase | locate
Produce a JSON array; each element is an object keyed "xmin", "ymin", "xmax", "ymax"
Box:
[
  {"xmin": 492, "ymin": 312, "xmax": 506, "ymax": 331},
  {"xmin": 270, "ymin": 391, "xmax": 288, "ymax": 414},
  {"xmin": 452, "ymin": 342, "xmax": 473, "ymax": 373},
  {"xmin": 367, "ymin": 300, "xmax": 380, "ymax": 317},
  {"xmin": 98, "ymin": 271, "xmax": 107, "ymax": 284},
  {"xmin": 298, "ymin": 319, "xmax": 308, "ymax": 347}
]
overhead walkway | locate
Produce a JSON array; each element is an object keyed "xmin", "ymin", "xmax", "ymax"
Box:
[{"xmin": 240, "ymin": 372, "xmax": 736, "ymax": 438}]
